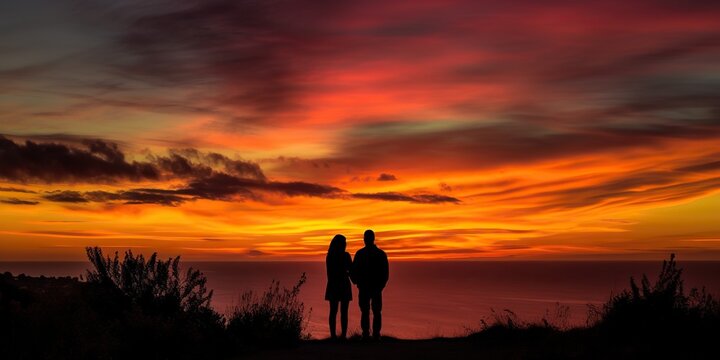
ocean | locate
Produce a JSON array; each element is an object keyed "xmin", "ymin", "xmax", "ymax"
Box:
[{"xmin": 2, "ymin": 261, "xmax": 719, "ymax": 339}]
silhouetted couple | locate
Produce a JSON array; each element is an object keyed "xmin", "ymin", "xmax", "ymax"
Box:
[{"xmin": 325, "ymin": 229, "xmax": 389, "ymax": 341}]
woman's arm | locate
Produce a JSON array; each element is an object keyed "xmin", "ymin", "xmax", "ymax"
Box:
[{"xmin": 326, "ymin": 256, "xmax": 333, "ymax": 280}]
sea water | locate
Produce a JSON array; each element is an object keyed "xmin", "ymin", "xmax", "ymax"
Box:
[{"xmin": 2, "ymin": 261, "xmax": 719, "ymax": 339}]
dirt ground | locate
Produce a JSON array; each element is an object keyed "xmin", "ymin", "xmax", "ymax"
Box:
[{"xmin": 242, "ymin": 337, "xmax": 521, "ymax": 360}]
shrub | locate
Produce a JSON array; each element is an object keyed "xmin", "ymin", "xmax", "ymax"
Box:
[
  {"xmin": 583, "ymin": 253, "xmax": 720, "ymax": 360},
  {"xmin": 2, "ymin": 247, "xmax": 318, "ymax": 359},
  {"xmin": 227, "ymin": 273, "xmax": 309, "ymax": 348},
  {"xmin": 83, "ymin": 246, "xmax": 226, "ymax": 359},
  {"xmin": 469, "ymin": 255, "xmax": 720, "ymax": 358},
  {"xmin": 85, "ymin": 246, "xmax": 213, "ymax": 314},
  {"xmin": 593, "ymin": 254, "xmax": 720, "ymax": 331}
]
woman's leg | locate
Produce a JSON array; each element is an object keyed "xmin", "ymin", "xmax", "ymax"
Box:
[
  {"xmin": 340, "ymin": 300, "xmax": 350, "ymax": 339},
  {"xmin": 328, "ymin": 300, "xmax": 339, "ymax": 339}
]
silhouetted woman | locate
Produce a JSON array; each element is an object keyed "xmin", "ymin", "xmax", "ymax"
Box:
[{"xmin": 325, "ymin": 234, "xmax": 352, "ymax": 339}]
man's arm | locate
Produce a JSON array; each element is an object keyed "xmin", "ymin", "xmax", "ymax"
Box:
[{"xmin": 380, "ymin": 251, "xmax": 389, "ymax": 289}]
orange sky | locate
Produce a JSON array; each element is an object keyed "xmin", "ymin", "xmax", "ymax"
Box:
[{"xmin": 1, "ymin": 0, "xmax": 720, "ymax": 260}]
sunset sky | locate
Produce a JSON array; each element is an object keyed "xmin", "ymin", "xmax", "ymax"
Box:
[{"xmin": 1, "ymin": 0, "xmax": 719, "ymax": 261}]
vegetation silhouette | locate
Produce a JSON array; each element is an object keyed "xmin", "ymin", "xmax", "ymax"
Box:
[
  {"xmin": 0, "ymin": 246, "xmax": 309, "ymax": 359},
  {"xmin": 468, "ymin": 254, "xmax": 720, "ymax": 358},
  {"xmin": 85, "ymin": 246, "xmax": 214, "ymax": 315},
  {"xmin": 591, "ymin": 253, "xmax": 719, "ymax": 330},
  {"xmin": 1, "ymin": 250, "xmax": 719, "ymax": 359},
  {"xmin": 227, "ymin": 273, "xmax": 309, "ymax": 349}
]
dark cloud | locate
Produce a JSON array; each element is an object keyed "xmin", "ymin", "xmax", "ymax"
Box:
[
  {"xmin": 3, "ymin": 134, "xmax": 127, "ymax": 147},
  {"xmin": 44, "ymin": 191, "xmax": 89, "ymax": 203},
  {"xmin": 0, "ymin": 187, "xmax": 36, "ymax": 194},
  {"xmin": 0, "ymin": 198, "xmax": 39, "ymax": 205},
  {"xmin": 88, "ymin": 190, "xmax": 186, "ymax": 206},
  {"xmin": 353, "ymin": 192, "xmax": 460, "ymax": 204},
  {"xmin": 377, "ymin": 173, "xmax": 397, "ymax": 181},
  {"xmin": 161, "ymin": 173, "xmax": 345, "ymax": 202},
  {"xmin": 0, "ymin": 135, "xmax": 265, "ymax": 183},
  {"xmin": 164, "ymin": 149, "xmax": 266, "ymax": 180},
  {"xmin": 412, "ymin": 194, "xmax": 462, "ymax": 204},
  {"xmin": 0, "ymin": 135, "xmax": 159, "ymax": 183},
  {"xmin": 263, "ymin": 180, "xmax": 344, "ymax": 197},
  {"xmin": 172, "ymin": 174, "xmax": 256, "ymax": 201},
  {"xmin": 43, "ymin": 189, "xmax": 186, "ymax": 206},
  {"xmin": 154, "ymin": 153, "xmax": 214, "ymax": 178},
  {"xmin": 82, "ymin": 139, "xmax": 126, "ymax": 163}
]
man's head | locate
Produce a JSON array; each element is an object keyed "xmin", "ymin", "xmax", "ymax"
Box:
[{"xmin": 364, "ymin": 229, "xmax": 375, "ymax": 246}]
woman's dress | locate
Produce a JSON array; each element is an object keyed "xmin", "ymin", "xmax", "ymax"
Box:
[{"xmin": 325, "ymin": 252, "xmax": 352, "ymax": 301}]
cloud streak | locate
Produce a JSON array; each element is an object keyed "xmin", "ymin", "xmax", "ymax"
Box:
[
  {"xmin": 0, "ymin": 187, "xmax": 36, "ymax": 194},
  {"xmin": 328, "ymin": 119, "xmax": 720, "ymax": 172},
  {"xmin": 0, "ymin": 198, "xmax": 39, "ymax": 205},
  {"xmin": 353, "ymin": 192, "xmax": 459, "ymax": 204},
  {"xmin": 41, "ymin": 177, "xmax": 458, "ymax": 206}
]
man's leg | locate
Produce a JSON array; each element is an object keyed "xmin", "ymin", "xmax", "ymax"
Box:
[
  {"xmin": 371, "ymin": 291, "xmax": 383, "ymax": 339},
  {"xmin": 358, "ymin": 290, "xmax": 371, "ymax": 339}
]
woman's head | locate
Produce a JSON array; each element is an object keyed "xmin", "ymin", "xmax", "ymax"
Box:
[{"xmin": 328, "ymin": 234, "xmax": 347, "ymax": 255}]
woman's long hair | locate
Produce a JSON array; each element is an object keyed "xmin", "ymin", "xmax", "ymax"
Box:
[{"xmin": 327, "ymin": 234, "xmax": 347, "ymax": 259}]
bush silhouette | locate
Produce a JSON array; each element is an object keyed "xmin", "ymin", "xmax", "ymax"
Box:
[
  {"xmin": 1, "ymin": 248, "xmax": 227, "ymax": 359},
  {"xmin": 83, "ymin": 246, "xmax": 226, "ymax": 358},
  {"xmin": 2, "ymin": 247, "xmax": 313, "ymax": 358},
  {"xmin": 227, "ymin": 273, "xmax": 309, "ymax": 348},
  {"xmin": 592, "ymin": 253, "xmax": 719, "ymax": 332},
  {"xmin": 85, "ymin": 246, "xmax": 213, "ymax": 315},
  {"xmin": 583, "ymin": 254, "xmax": 720, "ymax": 357},
  {"xmin": 467, "ymin": 254, "xmax": 720, "ymax": 358}
]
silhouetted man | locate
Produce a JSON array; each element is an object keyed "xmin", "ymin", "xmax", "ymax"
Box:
[{"xmin": 351, "ymin": 229, "xmax": 389, "ymax": 340}]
